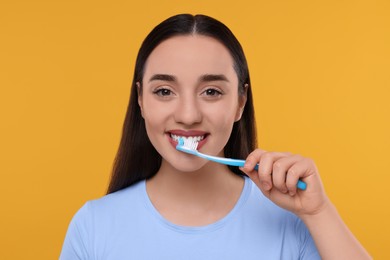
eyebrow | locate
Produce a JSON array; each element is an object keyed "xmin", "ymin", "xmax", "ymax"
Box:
[
  {"xmin": 148, "ymin": 74, "xmax": 229, "ymax": 83},
  {"xmin": 199, "ymin": 74, "xmax": 229, "ymax": 83},
  {"xmin": 149, "ymin": 74, "xmax": 177, "ymax": 82}
]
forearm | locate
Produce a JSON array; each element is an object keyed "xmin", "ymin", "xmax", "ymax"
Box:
[{"xmin": 300, "ymin": 202, "xmax": 372, "ymax": 260}]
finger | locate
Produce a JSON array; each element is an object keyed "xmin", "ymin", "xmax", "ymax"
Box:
[
  {"xmin": 242, "ymin": 149, "xmax": 266, "ymax": 172},
  {"xmin": 285, "ymin": 158, "xmax": 314, "ymax": 196},
  {"xmin": 240, "ymin": 149, "xmax": 267, "ymax": 190},
  {"xmin": 257, "ymin": 152, "xmax": 290, "ymax": 191},
  {"xmin": 272, "ymin": 154, "xmax": 303, "ymax": 194}
]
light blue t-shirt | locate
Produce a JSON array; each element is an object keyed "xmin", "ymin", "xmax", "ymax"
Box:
[{"xmin": 60, "ymin": 177, "xmax": 320, "ymax": 259}]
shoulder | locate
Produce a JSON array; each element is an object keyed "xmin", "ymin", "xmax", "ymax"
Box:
[
  {"xmin": 66, "ymin": 180, "xmax": 146, "ymax": 231},
  {"xmin": 60, "ymin": 181, "xmax": 147, "ymax": 259},
  {"xmin": 85, "ymin": 180, "xmax": 145, "ymax": 218}
]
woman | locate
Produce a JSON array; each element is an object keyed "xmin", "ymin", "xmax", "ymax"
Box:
[{"xmin": 60, "ymin": 14, "xmax": 371, "ymax": 259}]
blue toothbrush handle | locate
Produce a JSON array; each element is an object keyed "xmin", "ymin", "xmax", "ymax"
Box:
[{"xmin": 296, "ymin": 180, "xmax": 307, "ymax": 191}]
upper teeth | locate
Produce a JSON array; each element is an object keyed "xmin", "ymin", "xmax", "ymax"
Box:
[{"xmin": 171, "ymin": 134, "xmax": 204, "ymax": 142}]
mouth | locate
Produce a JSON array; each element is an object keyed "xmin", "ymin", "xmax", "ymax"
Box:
[
  {"xmin": 170, "ymin": 134, "xmax": 205, "ymax": 143},
  {"xmin": 167, "ymin": 130, "xmax": 209, "ymax": 150}
]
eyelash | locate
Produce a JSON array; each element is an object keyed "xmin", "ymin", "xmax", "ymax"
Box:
[
  {"xmin": 202, "ymin": 87, "xmax": 223, "ymax": 97},
  {"xmin": 152, "ymin": 87, "xmax": 223, "ymax": 98},
  {"xmin": 153, "ymin": 87, "xmax": 174, "ymax": 97}
]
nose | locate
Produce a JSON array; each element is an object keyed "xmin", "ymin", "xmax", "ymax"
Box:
[{"xmin": 174, "ymin": 95, "xmax": 202, "ymax": 126}]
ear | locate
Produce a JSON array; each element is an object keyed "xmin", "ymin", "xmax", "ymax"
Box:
[
  {"xmin": 235, "ymin": 84, "xmax": 248, "ymax": 122},
  {"xmin": 136, "ymin": 82, "xmax": 144, "ymax": 118}
]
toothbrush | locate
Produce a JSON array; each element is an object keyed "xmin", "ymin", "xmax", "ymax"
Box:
[{"xmin": 176, "ymin": 137, "xmax": 307, "ymax": 191}]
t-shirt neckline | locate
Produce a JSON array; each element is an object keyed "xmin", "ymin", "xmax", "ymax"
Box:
[{"xmin": 141, "ymin": 176, "xmax": 252, "ymax": 234}]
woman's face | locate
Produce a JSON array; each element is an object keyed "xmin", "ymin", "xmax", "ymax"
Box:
[{"xmin": 138, "ymin": 35, "xmax": 246, "ymax": 172}]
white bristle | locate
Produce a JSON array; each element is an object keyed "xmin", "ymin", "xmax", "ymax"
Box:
[{"xmin": 183, "ymin": 138, "xmax": 199, "ymax": 150}]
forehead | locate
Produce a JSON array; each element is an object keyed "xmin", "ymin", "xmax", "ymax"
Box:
[{"xmin": 143, "ymin": 35, "xmax": 237, "ymax": 82}]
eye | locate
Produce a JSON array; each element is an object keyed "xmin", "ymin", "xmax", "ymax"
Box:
[
  {"xmin": 153, "ymin": 88, "xmax": 173, "ymax": 97},
  {"xmin": 202, "ymin": 88, "xmax": 223, "ymax": 97}
]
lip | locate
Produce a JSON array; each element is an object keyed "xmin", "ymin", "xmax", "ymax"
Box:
[{"xmin": 166, "ymin": 129, "xmax": 209, "ymax": 150}]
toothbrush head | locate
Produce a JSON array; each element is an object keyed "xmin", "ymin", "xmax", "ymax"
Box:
[{"xmin": 176, "ymin": 137, "xmax": 199, "ymax": 155}]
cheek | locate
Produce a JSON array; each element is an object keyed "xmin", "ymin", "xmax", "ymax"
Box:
[
  {"xmin": 204, "ymin": 101, "xmax": 238, "ymax": 131},
  {"xmin": 143, "ymin": 108, "xmax": 163, "ymax": 130},
  {"xmin": 142, "ymin": 110, "xmax": 166, "ymax": 152},
  {"xmin": 141, "ymin": 100, "xmax": 174, "ymax": 133}
]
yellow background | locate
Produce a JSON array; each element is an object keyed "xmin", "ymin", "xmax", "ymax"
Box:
[{"xmin": 1, "ymin": 0, "xmax": 389, "ymax": 259}]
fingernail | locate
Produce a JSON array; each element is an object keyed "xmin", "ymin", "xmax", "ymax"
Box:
[
  {"xmin": 244, "ymin": 162, "xmax": 251, "ymax": 169},
  {"xmin": 289, "ymin": 192, "xmax": 295, "ymax": 196},
  {"xmin": 262, "ymin": 181, "xmax": 271, "ymax": 190}
]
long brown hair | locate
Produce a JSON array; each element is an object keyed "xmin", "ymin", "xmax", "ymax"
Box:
[{"xmin": 107, "ymin": 14, "xmax": 257, "ymax": 194}]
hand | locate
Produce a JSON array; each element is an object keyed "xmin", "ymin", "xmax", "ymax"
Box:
[{"xmin": 240, "ymin": 149, "xmax": 330, "ymax": 217}]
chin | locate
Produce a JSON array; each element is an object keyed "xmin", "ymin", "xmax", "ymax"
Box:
[
  {"xmin": 173, "ymin": 162, "xmax": 206, "ymax": 173},
  {"xmin": 164, "ymin": 156, "xmax": 208, "ymax": 173}
]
